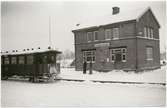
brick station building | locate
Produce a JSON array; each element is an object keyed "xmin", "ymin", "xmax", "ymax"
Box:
[{"xmin": 72, "ymin": 7, "xmax": 160, "ymax": 72}]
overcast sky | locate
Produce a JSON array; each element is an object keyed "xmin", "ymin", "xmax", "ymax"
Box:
[{"xmin": 1, "ymin": 1, "xmax": 166, "ymax": 53}]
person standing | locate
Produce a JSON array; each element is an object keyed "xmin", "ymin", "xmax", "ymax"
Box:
[
  {"xmin": 89, "ymin": 59, "xmax": 93, "ymax": 74},
  {"xmin": 83, "ymin": 60, "xmax": 87, "ymax": 74}
]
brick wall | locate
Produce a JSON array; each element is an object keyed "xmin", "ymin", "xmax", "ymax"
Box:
[
  {"xmin": 75, "ymin": 38, "xmax": 137, "ymax": 71},
  {"xmin": 136, "ymin": 38, "xmax": 160, "ymax": 70}
]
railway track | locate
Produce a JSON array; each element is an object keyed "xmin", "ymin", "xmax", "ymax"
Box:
[
  {"xmin": 57, "ymin": 78, "xmax": 166, "ymax": 86},
  {"xmin": 4, "ymin": 77, "xmax": 166, "ymax": 86}
]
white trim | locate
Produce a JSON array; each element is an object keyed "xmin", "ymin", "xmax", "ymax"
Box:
[
  {"xmin": 146, "ymin": 59, "xmax": 153, "ymax": 61},
  {"xmin": 122, "ymin": 60, "xmax": 126, "ymax": 62},
  {"xmin": 94, "ymin": 31, "xmax": 98, "ymax": 41},
  {"xmin": 146, "ymin": 47, "xmax": 153, "ymax": 61},
  {"xmin": 112, "ymin": 38, "xmax": 118, "ymax": 40},
  {"xmin": 94, "ymin": 40, "xmax": 99, "ymax": 42},
  {"xmin": 83, "ymin": 50, "xmax": 95, "ymax": 63},
  {"xmin": 105, "ymin": 39, "xmax": 111, "ymax": 40},
  {"xmin": 87, "ymin": 32, "xmax": 92, "ymax": 42},
  {"xmin": 105, "ymin": 29, "xmax": 111, "ymax": 40},
  {"xmin": 136, "ymin": 36, "xmax": 159, "ymax": 40},
  {"xmin": 113, "ymin": 28, "xmax": 119, "ymax": 40}
]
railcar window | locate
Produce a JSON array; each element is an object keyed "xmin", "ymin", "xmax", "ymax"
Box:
[
  {"xmin": 4, "ymin": 57, "xmax": 10, "ymax": 64},
  {"xmin": 19, "ymin": 56, "xmax": 25, "ymax": 64},
  {"xmin": 51, "ymin": 55, "xmax": 55, "ymax": 61},
  {"xmin": 43, "ymin": 55, "xmax": 48, "ymax": 63},
  {"xmin": 1, "ymin": 57, "xmax": 3, "ymax": 64},
  {"xmin": 11, "ymin": 57, "xmax": 17, "ymax": 64},
  {"xmin": 27, "ymin": 55, "xmax": 33, "ymax": 64}
]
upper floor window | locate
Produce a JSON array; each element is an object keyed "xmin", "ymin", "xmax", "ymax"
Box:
[
  {"xmin": 143, "ymin": 27, "xmax": 154, "ymax": 39},
  {"xmin": 144, "ymin": 27, "xmax": 147, "ymax": 37},
  {"xmin": 146, "ymin": 47, "xmax": 153, "ymax": 61},
  {"xmin": 105, "ymin": 29, "xmax": 112, "ymax": 40},
  {"xmin": 87, "ymin": 32, "xmax": 93, "ymax": 42},
  {"xmin": 94, "ymin": 31, "xmax": 98, "ymax": 41},
  {"xmin": 150, "ymin": 28, "xmax": 154, "ymax": 38},
  {"xmin": 113, "ymin": 28, "xmax": 119, "ymax": 39},
  {"xmin": 147, "ymin": 27, "xmax": 150, "ymax": 38}
]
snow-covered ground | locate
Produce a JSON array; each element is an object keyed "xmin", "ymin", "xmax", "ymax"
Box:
[
  {"xmin": 60, "ymin": 66, "xmax": 166, "ymax": 83},
  {"xmin": 60, "ymin": 59, "xmax": 74, "ymax": 68},
  {"xmin": 2, "ymin": 66, "xmax": 166, "ymax": 107},
  {"xmin": 1, "ymin": 80, "xmax": 165, "ymax": 107}
]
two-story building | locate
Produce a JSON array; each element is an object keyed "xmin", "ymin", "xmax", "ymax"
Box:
[{"xmin": 72, "ymin": 7, "xmax": 160, "ymax": 72}]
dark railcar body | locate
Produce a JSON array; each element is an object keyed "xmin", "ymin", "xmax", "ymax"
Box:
[{"xmin": 1, "ymin": 50, "xmax": 61, "ymax": 82}]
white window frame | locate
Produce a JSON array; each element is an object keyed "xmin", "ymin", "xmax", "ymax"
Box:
[
  {"xmin": 105, "ymin": 29, "xmax": 111, "ymax": 40},
  {"xmin": 94, "ymin": 31, "xmax": 98, "ymax": 41},
  {"xmin": 110, "ymin": 48, "xmax": 127, "ymax": 63},
  {"xmin": 113, "ymin": 28, "xmax": 119, "ymax": 39},
  {"xmin": 146, "ymin": 47, "xmax": 153, "ymax": 61},
  {"xmin": 87, "ymin": 32, "xmax": 92, "ymax": 42},
  {"xmin": 83, "ymin": 50, "xmax": 95, "ymax": 63},
  {"xmin": 150, "ymin": 28, "xmax": 154, "ymax": 39},
  {"xmin": 144, "ymin": 27, "xmax": 147, "ymax": 38},
  {"xmin": 147, "ymin": 28, "xmax": 151, "ymax": 38},
  {"xmin": 122, "ymin": 48, "xmax": 127, "ymax": 62},
  {"xmin": 111, "ymin": 49, "xmax": 115, "ymax": 63}
]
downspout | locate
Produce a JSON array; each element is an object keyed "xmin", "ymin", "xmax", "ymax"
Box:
[{"xmin": 135, "ymin": 20, "xmax": 138, "ymax": 72}]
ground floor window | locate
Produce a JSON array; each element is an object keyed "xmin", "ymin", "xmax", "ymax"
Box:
[
  {"xmin": 146, "ymin": 47, "xmax": 153, "ymax": 60},
  {"xmin": 110, "ymin": 48, "xmax": 127, "ymax": 62},
  {"xmin": 83, "ymin": 50, "xmax": 95, "ymax": 63}
]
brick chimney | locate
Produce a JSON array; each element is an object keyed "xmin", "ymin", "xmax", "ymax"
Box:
[{"xmin": 112, "ymin": 7, "xmax": 120, "ymax": 15}]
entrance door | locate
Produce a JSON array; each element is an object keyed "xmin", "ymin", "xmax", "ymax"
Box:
[
  {"xmin": 114, "ymin": 52, "xmax": 122, "ymax": 69},
  {"xmin": 115, "ymin": 53, "xmax": 122, "ymax": 62}
]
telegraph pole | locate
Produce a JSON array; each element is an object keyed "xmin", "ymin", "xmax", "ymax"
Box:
[{"xmin": 49, "ymin": 16, "xmax": 52, "ymax": 49}]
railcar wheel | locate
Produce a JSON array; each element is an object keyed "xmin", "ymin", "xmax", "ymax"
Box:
[
  {"xmin": 2, "ymin": 76, "xmax": 8, "ymax": 80},
  {"xmin": 29, "ymin": 77, "xmax": 33, "ymax": 82}
]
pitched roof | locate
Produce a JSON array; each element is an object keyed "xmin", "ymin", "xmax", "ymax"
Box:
[{"xmin": 72, "ymin": 7, "xmax": 158, "ymax": 32}]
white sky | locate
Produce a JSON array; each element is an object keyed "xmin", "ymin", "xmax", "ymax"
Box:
[{"xmin": 1, "ymin": 1, "xmax": 166, "ymax": 53}]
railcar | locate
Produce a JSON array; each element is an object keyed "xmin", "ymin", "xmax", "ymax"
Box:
[{"xmin": 1, "ymin": 50, "xmax": 61, "ymax": 82}]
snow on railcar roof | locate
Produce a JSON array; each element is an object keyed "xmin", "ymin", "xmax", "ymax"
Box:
[
  {"xmin": 72, "ymin": 7, "xmax": 151, "ymax": 31},
  {"xmin": 1, "ymin": 48, "xmax": 61, "ymax": 56}
]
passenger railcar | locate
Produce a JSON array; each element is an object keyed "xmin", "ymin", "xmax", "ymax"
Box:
[{"xmin": 1, "ymin": 50, "xmax": 61, "ymax": 82}]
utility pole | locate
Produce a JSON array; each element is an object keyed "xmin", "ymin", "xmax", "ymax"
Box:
[{"xmin": 49, "ymin": 16, "xmax": 52, "ymax": 49}]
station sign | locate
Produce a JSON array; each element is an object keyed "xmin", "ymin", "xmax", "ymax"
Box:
[{"xmin": 94, "ymin": 43, "xmax": 110, "ymax": 47}]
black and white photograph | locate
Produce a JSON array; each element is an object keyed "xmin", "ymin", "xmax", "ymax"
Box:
[{"xmin": 1, "ymin": 0, "xmax": 166, "ymax": 107}]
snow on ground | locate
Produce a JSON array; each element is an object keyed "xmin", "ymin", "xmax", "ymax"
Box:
[
  {"xmin": 60, "ymin": 66, "xmax": 166, "ymax": 83},
  {"xmin": 1, "ymin": 80, "xmax": 165, "ymax": 107},
  {"xmin": 60, "ymin": 59, "xmax": 73, "ymax": 68}
]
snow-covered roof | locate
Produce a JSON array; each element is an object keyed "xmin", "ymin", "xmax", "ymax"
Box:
[
  {"xmin": 1, "ymin": 47, "xmax": 61, "ymax": 56},
  {"xmin": 72, "ymin": 7, "xmax": 153, "ymax": 31}
]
